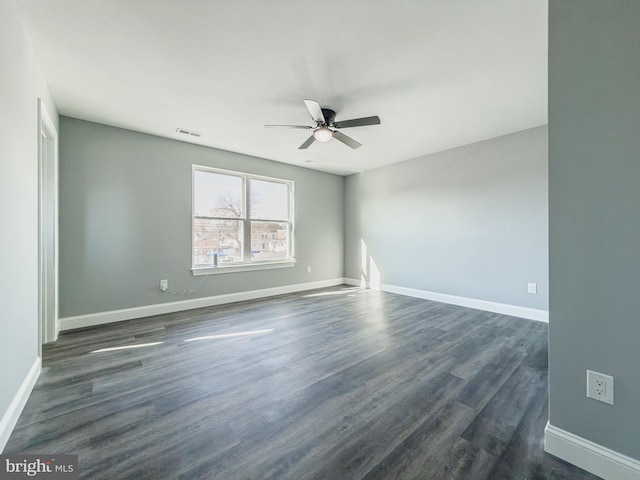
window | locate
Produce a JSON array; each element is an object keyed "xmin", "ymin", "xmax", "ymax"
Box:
[{"xmin": 192, "ymin": 166, "xmax": 294, "ymax": 273}]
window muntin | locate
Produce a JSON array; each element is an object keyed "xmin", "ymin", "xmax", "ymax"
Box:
[{"xmin": 192, "ymin": 166, "xmax": 294, "ymax": 271}]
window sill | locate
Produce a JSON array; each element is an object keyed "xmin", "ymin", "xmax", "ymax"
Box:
[{"xmin": 192, "ymin": 260, "xmax": 296, "ymax": 276}]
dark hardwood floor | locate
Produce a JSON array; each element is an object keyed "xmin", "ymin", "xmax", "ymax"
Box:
[{"xmin": 6, "ymin": 286, "xmax": 598, "ymax": 479}]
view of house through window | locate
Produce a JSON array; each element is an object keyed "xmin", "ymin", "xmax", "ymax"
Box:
[{"xmin": 192, "ymin": 166, "xmax": 293, "ymax": 270}]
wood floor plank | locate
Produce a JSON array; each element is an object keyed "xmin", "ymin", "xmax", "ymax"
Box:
[
  {"xmin": 486, "ymin": 377, "xmax": 597, "ymax": 479},
  {"xmin": 360, "ymin": 400, "xmax": 477, "ymax": 480},
  {"xmin": 461, "ymin": 365, "xmax": 546, "ymax": 457},
  {"xmin": 5, "ymin": 286, "xmax": 599, "ymax": 479},
  {"xmin": 455, "ymin": 346, "xmax": 525, "ymax": 411}
]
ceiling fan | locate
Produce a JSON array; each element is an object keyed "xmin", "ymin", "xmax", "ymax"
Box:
[{"xmin": 265, "ymin": 99, "xmax": 381, "ymax": 150}]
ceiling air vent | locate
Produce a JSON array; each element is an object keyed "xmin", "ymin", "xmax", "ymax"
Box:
[{"xmin": 176, "ymin": 128, "xmax": 202, "ymax": 138}]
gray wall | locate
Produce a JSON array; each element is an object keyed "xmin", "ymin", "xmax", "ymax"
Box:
[
  {"xmin": 0, "ymin": 0, "xmax": 58, "ymax": 447},
  {"xmin": 58, "ymin": 117, "xmax": 344, "ymax": 317},
  {"xmin": 344, "ymin": 126, "xmax": 548, "ymax": 311},
  {"xmin": 549, "ymin": 0, "xmax": 640, "ymax": 459}
]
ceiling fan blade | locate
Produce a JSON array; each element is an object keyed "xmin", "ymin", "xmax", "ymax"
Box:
[
  {"xmin": 303, "ymin": 99, "xmax": 326, "ymax": 124},
  {"xmin": 332, "ymin": 131, "xmax": 362, "ymax": 149},
  {"xmin": 334, "ymin": 115, "xmax": 381, "ymax": 129},
  {"xmin": 298, "ymin": 135, "xmax": 316, "ymax": 149},
  {"xmin": 265, "ymin": 124, "xmax": 312, "ymax": 129}
]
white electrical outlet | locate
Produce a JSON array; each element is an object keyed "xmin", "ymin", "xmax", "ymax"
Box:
[
  {"xmin": 160, "ymin": 279, "xmax": 168, "ymax": 292},
  {"xmin": 306, "ymin": 266, "xmax": 312, "ymax": 274},
  {"xmin": 527, "ymin": 283, "xmax": 537, "ymax": 294},
  {"xmin": 587, "ymin": 370, "xmax": 614, "ymax": 405}
]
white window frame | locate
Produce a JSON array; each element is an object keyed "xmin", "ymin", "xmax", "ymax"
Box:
[{"xmin": 192, "ymin": 165, "xmax": 295, "ymax": 275}]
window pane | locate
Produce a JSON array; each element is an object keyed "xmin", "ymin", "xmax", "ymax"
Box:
[
  {"xmin": 250, "ymin": 179, "xmax": 289, "ymax": 220},
  {"xmin": 251, "ymin": 221, "xmax": 289, "ymax": 261},
  {"xmin": 194, "ymin": 170, "xmax": 243, "ymax": 218},
  {"xmin": 193, "ymin": 218, "xmax": 243, "ymax": 266}
]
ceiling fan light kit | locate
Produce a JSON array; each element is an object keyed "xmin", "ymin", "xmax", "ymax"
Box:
[
  {"xmin": 313, "ymin": 126, "xmax": 333, "ymax": 142},
  {"xmin": 265, "ymin": 99, "xmax": 380, "ymax": 150}
]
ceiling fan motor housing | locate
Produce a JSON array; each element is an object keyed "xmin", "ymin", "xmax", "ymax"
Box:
[{"xmin": 321, "ymin": 108, "xmax": 336, "ymax": 126}]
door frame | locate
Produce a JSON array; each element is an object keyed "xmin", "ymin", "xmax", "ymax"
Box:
[{"xmin": 37, "ymin": 98, "xmax": 59, "ymax": 349}]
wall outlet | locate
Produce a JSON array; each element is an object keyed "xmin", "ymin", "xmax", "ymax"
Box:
[
  {"xmin": 527, "ymin": 282, "xmax": 537, "ymax": 294},
  {"xmin": 306, "ymin": 266, "xmax": 312, "ymax": 274},
  {"xmin": 587, "ymin": 370, "xmax": 614, "ymax": 405},
  {"xmin": 160, "ymin": 279, "xmax": 168, "ymax": 292}
]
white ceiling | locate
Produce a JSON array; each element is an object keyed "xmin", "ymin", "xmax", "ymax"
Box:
[{"xmin": 17, "ymin": 0, "xmax": 547, "ymax": 175}]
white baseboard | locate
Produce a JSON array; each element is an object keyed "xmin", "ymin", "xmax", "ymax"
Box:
[
  {"xmin": 343, "ymin": 278, "xmax": 548, "ymax": 322},
  {"xmin": 59, "ymin": 278, "xmax": 347, "ymax": 331},
  {"xmin": 545, "ymin": 422, "xmax": 640, "ymax": 480},
  {"xmin": 0, "ymin": 357, "xmax": 41, "ymax": 452}
]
